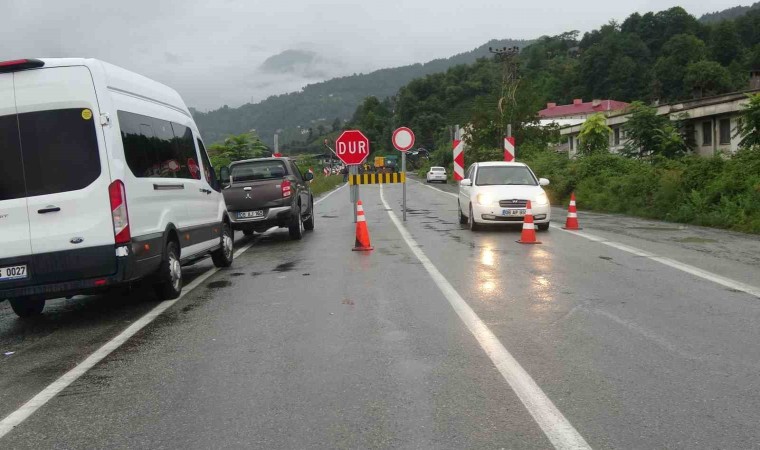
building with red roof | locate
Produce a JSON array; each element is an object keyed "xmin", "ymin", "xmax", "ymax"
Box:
[{"xmin": 539, "ymin": 98, "xmax": 630, "ymax": 122}]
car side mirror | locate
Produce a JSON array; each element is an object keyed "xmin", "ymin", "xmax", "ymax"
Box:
[
  {"xmin": 304, "ymin": 171, "xmax": 314, "ymax": 181},
  {"xmin": 219, "ymin": 166, "xmax": 230, "ymax": 187},
  {"xmin": 539, "ymin": 178, "xmax": 550, "ymax": 186},
  {"xmin": 460, "ymin": 179, "xmax": 472, "ymax": 187}
]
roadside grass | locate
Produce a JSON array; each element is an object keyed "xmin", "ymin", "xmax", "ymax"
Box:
[
  {"xmin": 309, "ymin": 174, "xmax": 345, "ymax": 197},
  {"xmin": 522, "ymin": 148, "xmax": 760, "ymax": 234}
]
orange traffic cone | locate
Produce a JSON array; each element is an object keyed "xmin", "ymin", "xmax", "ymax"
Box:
[
  {"xmin": 352, "ymin": 200, "xmax": 374, "ymax": 251},
  {"xmin": 562, "ymin": 192, "xmax": 582, "ymax": 230},
  {"xmin": 516, "ymin": 200, "xmax": 542, "ymax": 244}
]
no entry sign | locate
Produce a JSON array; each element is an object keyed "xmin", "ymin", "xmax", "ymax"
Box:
[
  {"xmin": 335, "ymin": 130, "xmax": 370, "ymax": 165},
  {"xmin": 392, "ymin": 127, "xmax": 415, "ymax": 152}
]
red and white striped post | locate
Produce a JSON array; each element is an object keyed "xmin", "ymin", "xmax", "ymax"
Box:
[
  {"xmin": 453, "ymin": 139, "xmax": 465, "ymax": 181},
  {"xmin": 504, "ymin": 136, "xmax": 515, "ymax": 162}
]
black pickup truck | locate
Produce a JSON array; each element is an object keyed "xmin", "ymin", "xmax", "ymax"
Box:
[{"xmin": 220, "ymin": 157, "xmax": 314, "ymax": 239}]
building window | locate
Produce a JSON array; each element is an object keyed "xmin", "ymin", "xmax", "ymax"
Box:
[
  {"xmin": 614, "ymin": 128, "xmax": 620, "ymax": 146},
  {"xmin": 569, "ymin": 136, "xmax": 574, "ymax": 151},
  {"xmin": 719, "ymin": 118, "xmax": 731, "ymax": 145},
  {"xmin": 702, "ymin": 121, "xmax": 712, "ymax": 145}
]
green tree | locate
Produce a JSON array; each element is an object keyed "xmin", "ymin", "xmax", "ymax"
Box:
[
  {"xmin": 710, "ymin": 20, "xmax": 742, "ymax": 66},
  {"xmin": 316, "ymin": 124, "xmax": 326, "ymax": 136},
  {"xmin": 652, "ymin": 34, "xmax": 708, "ymax": 100},
  {"xmin": 683, "ymin": 60, "xmax": 733, "ymax": 97},
  {"xmin": 332, "ymin": 117, "xmax": 342, "ymax": 132},
  {"xmin": 207, "ymin": 131, "xmax": 269, "ymax": 168},
  {"xmin": 623, "ymin": 102, "xmax": 686, "ymax": 158},
  {"xmin": 578, "ymin": 113, "xmax": 611, "ymax": 155},
  {"xmin": 737, "ymin": 93, "xmax": 760, "ymax": 149}
]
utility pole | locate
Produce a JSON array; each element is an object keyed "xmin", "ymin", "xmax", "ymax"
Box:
[{"xmin": 488, "ymin": 46, "xmax": 520, "ymax": 147}]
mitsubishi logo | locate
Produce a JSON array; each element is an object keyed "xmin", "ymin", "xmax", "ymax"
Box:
[{"xmin": 245, "ymin": 193, "xmax": 251, "ymax": 199}]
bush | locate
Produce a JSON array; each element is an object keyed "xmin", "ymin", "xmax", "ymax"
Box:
[{"xmin": 521, "ymin": 147, "xmax": 760, "ymax": 233}]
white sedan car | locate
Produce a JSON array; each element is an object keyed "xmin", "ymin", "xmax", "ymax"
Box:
[
  {"xmin": 426, "ymin": 166, "xmax": 447, "ymax": 183},
  {"xmin": 458, "ymin": 161, "xmax": 551, "ymax": 231}
]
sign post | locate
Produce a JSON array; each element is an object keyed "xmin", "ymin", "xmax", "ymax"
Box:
[
  {"xmin": 335, "ymin": 130, "xmax": 370, "ymax": 223},
  {"xmin": 392, "ymin": 127, "xmax": 415, "ymax": 222}
]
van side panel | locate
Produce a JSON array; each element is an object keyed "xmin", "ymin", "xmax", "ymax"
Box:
[{"xmin": 107, "ymin": 91, "xmax": 190, "ymax": 249}]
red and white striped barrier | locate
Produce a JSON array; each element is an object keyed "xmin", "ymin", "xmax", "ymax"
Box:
[
  {"xmin": 453, "ymin": 139, "xmax": 465, "ymax": 181},
  {"xmin": 504, "ymin": 136, "xmax": 515, "ymax": 162}
]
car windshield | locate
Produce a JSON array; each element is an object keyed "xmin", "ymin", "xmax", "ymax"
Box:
[
  {"xmin": 231, "ymin": 161, "xmax": 287, "ymax": 182},
  {"xmin": 475, "ymin": 166, "xmax": 536, "ymax": 186}
]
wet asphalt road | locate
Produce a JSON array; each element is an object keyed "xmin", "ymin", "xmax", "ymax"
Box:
[{"xmin": 1, "ymin": 176, "xmax": 760, "ymax": 449}]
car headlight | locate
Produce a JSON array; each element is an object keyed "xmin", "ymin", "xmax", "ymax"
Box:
[
  {"xmin": 476, "ymin": 193, "xmax": 493, "ymax": 206},
  {"xmin": 535, "ymin": 191, "xmax": 549, "ymax": 206}
]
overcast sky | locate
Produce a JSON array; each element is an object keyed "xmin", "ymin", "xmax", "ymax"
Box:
[{"xmin": 0, "ymin": 0, "xmax": 747, "ymax": 110}]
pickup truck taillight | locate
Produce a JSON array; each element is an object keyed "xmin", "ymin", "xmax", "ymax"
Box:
[
  {"xmin": 109, "ymin": 180, "xmax": 131, "ymax": 245},
  {"xmin": 281, "ymin": 179, "xmax": 292, "ymax": 198}
]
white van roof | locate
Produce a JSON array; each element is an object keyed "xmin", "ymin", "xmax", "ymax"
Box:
[{"xmin": 38, "ymin": 58, "xmax": 191, "ymax": 117}]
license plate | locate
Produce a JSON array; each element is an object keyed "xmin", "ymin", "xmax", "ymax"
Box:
[
  {"xmin": 0, "ymin": 265, "xmax": 27, "ymax": 281},
  {"xmin": 502, "ymin": 209, "xmax": 526, "ymax": 217},
  {"xmin": 237, "ymin": 210, "xmax": 264, "ymax": 219}
]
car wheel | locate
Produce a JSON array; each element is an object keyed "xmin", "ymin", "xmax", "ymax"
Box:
[
  {"xmin": 154, "ymin": 240, "xmax": 182, "ymax": 300},
  {"xmin": 458, "ymin": 201, "xmax": 468, "ymax": 224},
  {"xmin": 468, "ymin": 204, "xmax": 479, "ymax": 231},
  {"xmin": 243, "ymin": 229, "xmax": 254, "ymax": 236},
  {"xmin": 537, "ymin": 222, "xmax": 550, "ymax": 231},
  {"xmin": 212, "ymin": 222, "xmax": 234, "ymax": 268},
  {"xmin": 289, "ymin": 204, "xmax": 304, "ymax": 240},
  {"xmin": 304, "ymin": 199, "xmax": 315, "ymax": 231},
  {"xmin": 9, "ymin": 297, "xmax": 45, "ymax": 318}
]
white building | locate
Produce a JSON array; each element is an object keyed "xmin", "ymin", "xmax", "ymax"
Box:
[{"xmin": 560, "ymin": 86, "xmax": 760, "ymax": 158}]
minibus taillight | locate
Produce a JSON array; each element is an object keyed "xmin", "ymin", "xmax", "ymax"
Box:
[
  {"xmin": 281, "ymin": 179, "xmax": 292, "ymax": 198},
  {"xmin": 108, "ymin": 180, "xmax": 131, "ymax": 245},
  {"xmin": 0, "ymin": 59, "xmax": 45, "ymax": 73}
]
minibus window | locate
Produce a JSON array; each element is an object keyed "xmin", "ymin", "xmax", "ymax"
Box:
[
  {"xmin": 0, "ymin": 114, "xmax": 26, "ymax": 201},
  {"xmin": 171, "ymin": 123, "xmax": 201, "ymax": 180},
  {"xmin": 18, "ymin": 108, "xmax": 101, "ymax": 196}
]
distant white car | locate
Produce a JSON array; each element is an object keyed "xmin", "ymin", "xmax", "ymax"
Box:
[
  {"xmin": 457, "ymin": 161, "xmax": 551, "ymax": 231},
  {"xmin": 426, "ymin": 166, "xmax": 447, "ymax": 183}
]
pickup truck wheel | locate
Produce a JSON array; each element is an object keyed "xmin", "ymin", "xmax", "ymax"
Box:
[
  {"xmin": 9, "ymin": 297, "xmax": 45, "ymax": 318},
  {"xmin": 212, "ymin": 223, "xmax": 234, "ymax": 268},
  {"xmin": 304, "ymin": 199, "xmax": 315, "ymax": 231},
  {"xmin": 289, "ymin": 204, "xmax": 304, "ymax": 240},
  {"xmin": 154, "ymin": 240, "xmax": 182, "ymax": 300}
]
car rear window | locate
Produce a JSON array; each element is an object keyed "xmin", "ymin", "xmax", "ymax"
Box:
[
  {"xmin": 432, "ymin": 167, "xmax": 445, "ymax": 172},
  {"xmin": 231, "ymin": 161, "xmax": 287, "ymax": 182},
  {"xmin": 18, "ymin": 108, "xmax": 101, "ymax": 197},
  {"xmin": 0, "ymin": 114, "xmax": 25, "ymax": 201}
]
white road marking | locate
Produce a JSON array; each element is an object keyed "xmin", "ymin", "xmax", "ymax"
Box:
[
  {"xmin": 411, "ymin": 176, "xmax": 760, "ymax": 299},
  {"xmin": 551, "ymin": 224, "xmax": 760, "ymax": 299},
  {"xmin": 0, "ymin": 242, "xmax": 255, "ymax": 439},
  {"xmin": 314, "ymin": 182, "xmax": 346, "ymax": 205},
  {"xmin": 379, "ymin": 185, "xmax": 591, "ymax": 450}
]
